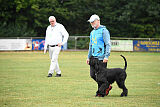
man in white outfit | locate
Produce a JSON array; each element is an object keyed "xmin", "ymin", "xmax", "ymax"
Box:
[{"xmin": 44, "ymin": 16, "xmax": 69, "ymax": 77}]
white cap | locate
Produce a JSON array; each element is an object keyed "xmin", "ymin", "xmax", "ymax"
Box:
[
  {"xmin": 88, "ymin": 14, "xmax": 100, "ymax": 23},
  {"xmin": 48, "ymin": 16, "xmax": 56, "ymax": 22}
]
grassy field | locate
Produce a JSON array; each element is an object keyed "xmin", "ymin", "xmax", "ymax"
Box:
[{"xmin": 0, "ymin": 51, "xmax": 160, "ymax": 107}]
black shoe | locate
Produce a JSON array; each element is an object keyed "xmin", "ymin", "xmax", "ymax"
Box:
[
  {"xmin": 55, "ymin": 74, "xmax": 61, "ymax": 77},
  {"xmin": 47, "ymin": 73, "xmax": 52, "ymax": 77}
]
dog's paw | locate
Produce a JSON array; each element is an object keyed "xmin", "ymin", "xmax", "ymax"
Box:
[{"xmin": 120, "ymin": 92, "xmax": 128, "ymax": 97}]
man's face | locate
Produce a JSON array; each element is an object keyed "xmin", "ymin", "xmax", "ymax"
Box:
[
  {"xmin": 90, "ymin": 20, "xmax": 99, "ymax": 29},
  {"xmin": 49, "ymin": 19, "xmax": 56, "ymax": 27}
]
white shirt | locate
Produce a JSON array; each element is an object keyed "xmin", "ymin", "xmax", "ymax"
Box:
[{"xmin": 44, "ymin": 23, "xmax": 69, "ymax": 50}]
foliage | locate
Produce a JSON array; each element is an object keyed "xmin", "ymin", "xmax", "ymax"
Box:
[
  {"xmin": 0, "ymin": 22, "xmax": 37, "ymax": 37},
  {"xmin": 67, "ymin": 37, "xmax": 89, "ymax": 49},
  {"xmin": 0, "ymin": 0, "xmax": 159, "ymax": 38}
]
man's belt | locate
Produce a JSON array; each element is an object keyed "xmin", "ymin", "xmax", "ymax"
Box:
[{"xmin": 49, "ymin": 45, "xmax": 58, "ymax": 47}]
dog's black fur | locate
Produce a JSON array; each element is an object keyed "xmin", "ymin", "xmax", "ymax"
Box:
[{"xmin": 89, "ymin": 55, "xmax": 128, "ymax": 97}]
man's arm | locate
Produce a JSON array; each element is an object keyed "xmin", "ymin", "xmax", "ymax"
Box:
[
  {"xmin": 87, "ymin": 33, "xmax": 92, "ymax": 65},
  {"xmin": 44, "ymin": 27, "xmax": 49, "ymax": 54},
  {"xmin": 60, "ymin": 25, "xmax": 69, "ymax": 46},
  {"xmin": 102, "ymin": 29, "xmax": 111, "ymax": 62}
]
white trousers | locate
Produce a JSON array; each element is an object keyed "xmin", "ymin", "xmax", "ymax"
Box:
[{"xmin": 48, "ymin": 46, "xmax": 61, "ymax": 74}]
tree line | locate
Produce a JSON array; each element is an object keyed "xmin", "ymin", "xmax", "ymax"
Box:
[{"xmin": 0, "ymin": 0, "xmax": 159, "ymax": 38}]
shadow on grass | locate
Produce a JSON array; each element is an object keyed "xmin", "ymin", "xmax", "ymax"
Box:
[
  {"xmin": 107, "ymin": 95, "xmax": 121, "ymax": 97},
  {"xmin": 106, "ymin": 94, "xmax": 135, "ymax": 98},
  {"xmin": 94, "ymin": 95, "xmax": 132, "ymax": 98}
]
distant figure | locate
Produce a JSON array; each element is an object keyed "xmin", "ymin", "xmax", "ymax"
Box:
[
  {"xmin": 33, "ymin": 41, "xmax": 39, "ymax": 50},
  {"xmin": 44, "ymin": 16, "xmax": 69, "ymax": 77}
]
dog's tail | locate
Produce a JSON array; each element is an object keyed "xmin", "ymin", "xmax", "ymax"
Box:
[{"xmin": 120, "ymin": 55, "xmax": 127, "ymax": 71}]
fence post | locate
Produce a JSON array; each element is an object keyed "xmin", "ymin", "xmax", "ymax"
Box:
[{"xmin": 75, "ymin": 37, "xmax": 78, "ymax": 50}]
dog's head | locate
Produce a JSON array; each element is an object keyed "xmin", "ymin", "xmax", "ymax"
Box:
[{"xmin": 89, "ymin": 56, "xmax": 100, "ymax": 70}]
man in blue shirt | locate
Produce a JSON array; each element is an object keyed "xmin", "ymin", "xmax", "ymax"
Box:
[{"xmin": 86, "ymin": 14, "xmax": 112, "ymax": 96}]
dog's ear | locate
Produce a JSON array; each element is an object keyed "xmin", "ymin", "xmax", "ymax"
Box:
[
  {"xmin": 94, "ymin": 59, "xmax": 99, "ymax": 70},
  {"xmin": 95, "ymin": 63, "xmax": 99, "ymax": 70},
  {"xmin": 97, "ymin": 59, "xmax": 100, "ymax": 65}
]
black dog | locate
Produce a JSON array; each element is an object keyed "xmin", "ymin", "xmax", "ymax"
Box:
[{"xmin": 89, "ymin": 55, "xmax": 128, "ymax": 97}]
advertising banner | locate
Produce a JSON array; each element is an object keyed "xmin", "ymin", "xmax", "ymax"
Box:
[
  {"xmin": 32, "ymin": 39, "xmax": 67, "ymax": 50},
  {"xmin": 32, "ymin": 39, "xmax": 45, "ymax": 50},
  {"xmin": 133, "ymin": 40, "xmax": 160, "ymax": 52},
  {"xmin": 111, "ymin": 40, "xmax": 133, "ymax": 51},
  {"xmin": 0, "ymin": 39, "xmax": 32, "ymax": 51}
]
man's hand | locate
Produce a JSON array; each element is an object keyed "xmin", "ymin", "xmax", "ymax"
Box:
[
  {"xmin": 58, "ymin": 43, "xmax": 63, "ymax": 47},
  {"xmin": 86, "ymin": 59, "xmax": 89, "ymax": 65},
  {"xmin": 103, "ymin": 58, "xmax": 108, "ymax": 63}
]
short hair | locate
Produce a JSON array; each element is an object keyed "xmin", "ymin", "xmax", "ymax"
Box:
[{"xmin": 48, "ymin": 16, "xmax": 56, "ymax": 22}]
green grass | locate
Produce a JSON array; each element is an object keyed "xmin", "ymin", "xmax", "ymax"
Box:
[{"xmin": 0, "ymin": 51, "xmax": 160, "ymax": 107}]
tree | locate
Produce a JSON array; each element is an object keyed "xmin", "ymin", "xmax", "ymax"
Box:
[{"xmin": 0, "ymin": 0, "xmax": 159, "ymax": 38}]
